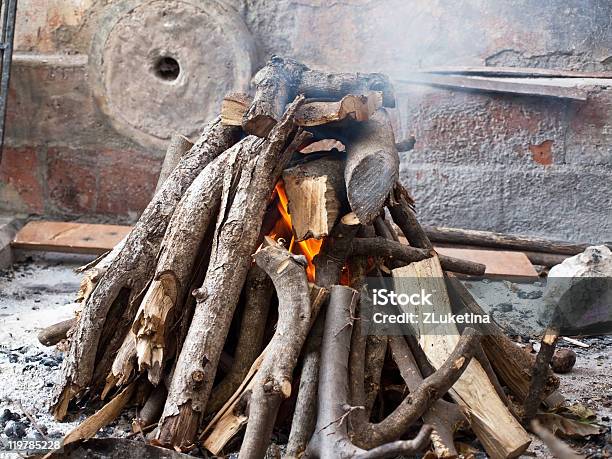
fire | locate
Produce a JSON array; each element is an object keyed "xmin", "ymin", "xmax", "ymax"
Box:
[{"xmin": 271, "ymin": 181, "xmax": 323, "ymax": 282}]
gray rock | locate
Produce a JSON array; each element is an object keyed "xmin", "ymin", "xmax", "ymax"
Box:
[
  {"xmin": 4, "ymin": 420, "xmax": 27, "ymax": 438},
  {"xmin": 540, "ymin": 245, "xmax": 612, "ymax": 335}
]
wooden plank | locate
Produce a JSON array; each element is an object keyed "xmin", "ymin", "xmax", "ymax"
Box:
[
  {"xmin": 395, "ymin": 73, "xmax": 589, "ymax": 100},
  {"xmin": 392, "ymin": 256, "xmax": 531, "ymax": 459},
  {"xmin": 418, "ymin": 65, "xmax": 612, "ymax": 80},
  {"xmin": 12, "ymin": 221, "xmax": 131, "ymax": 254},
  {"xmin": 434, "ymin": 246, "xmax": 538, "ymax": 278}
]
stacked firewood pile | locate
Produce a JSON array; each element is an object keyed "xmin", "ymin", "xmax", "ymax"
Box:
[{"xmin": 46, "ymin": 57, "xmax": 570, "ymax": 458}]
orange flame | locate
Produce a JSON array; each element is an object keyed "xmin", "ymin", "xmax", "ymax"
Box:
[{"xmin": 271, "ymin": 181, "xmax": 323, "ymax": 282}]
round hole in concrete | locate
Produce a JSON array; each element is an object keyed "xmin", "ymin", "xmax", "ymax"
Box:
[{"xmin": 153, "ymin": 56, "xmax": 181, "ymax": 81}]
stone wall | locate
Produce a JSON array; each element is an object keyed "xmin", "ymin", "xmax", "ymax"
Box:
[{"xmin": 2, "ymin": 0, "xmax": 611, "ymax": 242}]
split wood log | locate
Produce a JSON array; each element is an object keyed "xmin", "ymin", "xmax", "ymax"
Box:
[
  {"xmin": 423, "ymin": 226, "xmax": 609, "ymax": 256},
  {"xmin": 354, "ymin": 329, "xmax": 480, "ymax": 449},
  {"xmin": 206, "ymin": 265, "xmax": 273, "ymax": 414},
  {"xmin": 282, "ymin": 157, "xmax": 346, "ymax": 241},
  {"xmin": 38, "ymin": 318, "xmax": 76, "ymax": 347},
  {"xmin": 388, "ymin": 183, "xmax": 431, "ymax": 250},
  {"xmin": 446, "ymin": 274, "xmax": 560, "ymax": 402},
  {"xmin": 242, "ymin": 56, "xmax": 395, "ymax": 137},
  {"xmin": 522, "ymin": 328, "xmax": 559, "ymax": 422},
  {"xmin": 350, "ymin": 237, "xmax": 486, "ymax": 276},
  {"xmin": 157, "ymin": 97, "xmax": 307, "ymax": 449},
  {"xmin": 222, "ymin": 92, "xmax": 383, "ymax": 128},
  {"xmin": 52, "ymin": 119, "xmax": 239, "ymax": 420},
  {"xmin": 306, "ymin": 285, "xmax": 432, "ymax": 459},
  {"xmin": 132, "ymin": 139, "xmax": 256, "ymax": 385},
  {"xmin": 387, "ymin": 336, "xmax": 467, "ymax": 458},
  {"xmin": 239, "ymin": 240, "xmax": 312, "ymax": 459},
  {"xmin": 392, "ymin": 256, "xmax": 531, "ymax": 459},
  {"xmin": 342, "ymin": 109, "xmax": 399, "ymax": 224}
]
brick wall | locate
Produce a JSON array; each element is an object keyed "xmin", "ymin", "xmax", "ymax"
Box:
[{"xmin": 2, "ymin": 0, "xmax": 611, "ymax": 242}]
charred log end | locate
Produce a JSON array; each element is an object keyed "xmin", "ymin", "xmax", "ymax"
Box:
[
  {"xmin": 369, "ymin": 76, "xmax": 396, "ymax": 108},
  {"xmin": 347, "ymin": 154, "xmax": 397, "ymax": 224},
  {"xmin": 243, "ymin": 113, "xmax": 277, "ymax": 138}
]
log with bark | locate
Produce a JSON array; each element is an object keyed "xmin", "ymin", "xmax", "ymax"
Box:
[{"xmin": 241, "ymin": 56, "xmax": 395, "ymax": 137}]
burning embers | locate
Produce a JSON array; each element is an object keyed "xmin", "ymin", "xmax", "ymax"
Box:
[{"xmin": 42, "ymin": 56, "xmax": 548, "ymax": 459}]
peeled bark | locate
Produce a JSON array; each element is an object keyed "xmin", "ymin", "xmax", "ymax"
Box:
[
  {"xmin": 52, "ymin": 119, "xmax": 239, "ymax": 420},
  {"xmin": 157, "ymin": 98, "xmax": 306, "ymax": 449},
  {"xmin": 239, "ymin": 241, "xmax": 312, "ymax": 459}
]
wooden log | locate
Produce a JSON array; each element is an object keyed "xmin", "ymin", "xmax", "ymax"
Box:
[
  {"xmin": 206, "ymin": 265, "xmax": 273, "ymax": 414},
  {"xmin": 78, "ymin": 130, "xmax": 192, "ymax": 305},
  {"xmin": 387, "ymin": 336, "xmax": 467, "ymax": 458},
  {"xmin": 306, "ymin": 285, "xmax": 432, "ymax": 459},
  {"xmin": 342, "ymin": 109, "xmax": 399, "ymax": 224},
  {"xmin": 63, "ymin": 382, "xmax": 136, "ymax": 446},
  {"xmin": 157, "ymin": 97, "xmax": 306, "ymax": 449},
  {"xmin": 38, "ymin": 318, "xmax": 76, "ymax": 347},
  {"xmin": 223, "ymin": 91, "xmax": 383, "ymax": 127},
  {"xmin": 282, "ymin": 157, "xmax": 346, "ymax": 241},
  {"xmin": 351, "ymin": 237, "xmax": 486, "ymax": 276},
  {"xmin": 52, "ymin": 118, "xmax": 239, "ymax": 420},
  {"xmin": 313, "ymin": 212, "xmax": 361, "ymax": 287},
  {"xmin": 200, "ymin": 285, "xmax": 329, "ymax": 455},
  {"xmin": 522, "ymin": 328, "xmax": 559, "ymax": 422},
  {"xmin": 424, "ymin": 226, "xmax": 608, "ymax": 256},
  {"xmin": 242, "ymin": 56, "xmax": 395, "ymax": 137},
  {"xmin": 285, "ymin": 314, "xmax": 325, "ymax": 459},
  {"xmin": 155, "ymin": 133, "xmax": 194, "ymax": 193},
  {"xmin": 285, "ymin": 214, "xmax": 360, "ymax": 458},
  {"xmin": 135, "ymin": 384, "xmax": 167, "ymax": 431},
  {"xmin": 356, "ymin": 329, "xmax": 480, "ymax": 449},
  {"xmin": 446, "ymin": 274, "xmax": 560, "ymax": 402},
  {"xmin": 392, "ymin": 257, "xmax": 531, "ymax": 459},
  {"xmin": 133, "ymin": 140, "xmax": 256, "ymax": 385},
  {"xmin": 388, "ymin": 183, "xmax": 432, "ymax": 250},
  {"xmin": 239, "ymin": 240, "xmax": 312, "ymax": 459}
]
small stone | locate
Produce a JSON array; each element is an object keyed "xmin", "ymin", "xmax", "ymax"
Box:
[
  {"xmin": 497, "ymin": 303, "xmax": 513, "ymax": 312},
  {"xmin": 41, "ymin": 357, "xmax": 59, "ymax": 367},
  {"xmin": 551, "ymin": 348, "xmax": 577, "ymax": 373},
  {"xmin": 8, "ymin": 354, "xmax": 19, "ymax": 363},
  {"xmin": 517, "ymin": 290, "xmax": 543, "ymax": 299},
  {"xmin": 4, "ymin": 420, "xmax": 27, "ymax": 438}
]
